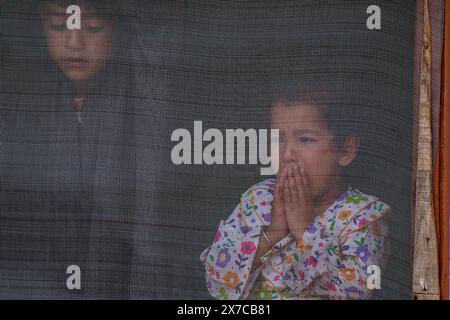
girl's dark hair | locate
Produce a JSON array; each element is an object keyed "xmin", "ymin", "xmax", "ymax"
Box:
[{"xmin": 271, "ymin": 79, "xmax": 361, "ymax": 148}]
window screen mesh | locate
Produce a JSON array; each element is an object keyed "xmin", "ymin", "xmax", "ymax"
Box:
[{"xmin": 0, "ymin": 0, "xmax": 417, "ymax": 299}]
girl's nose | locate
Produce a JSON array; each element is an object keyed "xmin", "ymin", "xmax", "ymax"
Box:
[{"xmin": 65, "ymin": 30, "xmax": 85, "ymax": 51}]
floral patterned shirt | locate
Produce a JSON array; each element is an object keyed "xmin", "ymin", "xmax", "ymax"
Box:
[{"xmin": 200, "ymin": 179, "xmax": 390, "ymax": 300}]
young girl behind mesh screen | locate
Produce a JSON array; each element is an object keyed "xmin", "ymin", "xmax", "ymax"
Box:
[{"xmin": 200, "ymin": 81, "xmax": 391, "ymax": 300}]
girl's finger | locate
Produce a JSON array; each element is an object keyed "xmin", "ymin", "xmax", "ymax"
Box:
[
  {"xmin": 288, "ymin": 164, "xmax": 298, "ymax": 201},
  {"xmin": 284, "ymin": 172, "xmax": 292, "ymax": 205},
  {"xmin": 277, "ymin": 167, "xmax": 288, "ymax": 197},
  {"xmin": 293, "ymin": 163, "xmax": 305, "ymax": 200},
  {"xmin": 296, "ymin": 163, "xmax": 313, "ymax": 210},
  {"xmin": 274, "ymin": 175, "xmax": 285, "ymax": 206},
  {"xmin": 299, "ymin": 164, "xmax": 312, "ymax": 199},
  {"xmin": 278, "ymin": 166, "xmax": 288, "ymax": 187}
]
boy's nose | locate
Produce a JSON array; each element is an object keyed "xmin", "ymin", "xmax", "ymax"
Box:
[{"xmin": 65, "ymin": 30, "xmax": 85, "ymax": 51}]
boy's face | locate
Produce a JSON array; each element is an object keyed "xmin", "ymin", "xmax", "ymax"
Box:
[
  {"xmin": 41, "ymin": 2, "xmax": 113, "ymax": 82},
  {"xmin": 271, "ymin": 101, "xmax": 355, "ymax": 201}
]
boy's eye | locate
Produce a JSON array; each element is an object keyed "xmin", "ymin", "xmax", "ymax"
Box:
[{"xmin": 299, "ymin": 136, "xmax": 315, "ymax": 144}]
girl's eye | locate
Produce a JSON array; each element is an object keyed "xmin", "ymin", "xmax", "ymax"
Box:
[
  {"xmin": 299, "ymin": 136, "xmax": 315, "ymax": 144},
  {"xmin": 49, "ymin": 24, "xmax": 66, "ymax": 31}
]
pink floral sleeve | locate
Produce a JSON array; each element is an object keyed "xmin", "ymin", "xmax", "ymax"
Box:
[{"xmin": 199, "ymin": 180, "xmax": 277, "ymax": 299}]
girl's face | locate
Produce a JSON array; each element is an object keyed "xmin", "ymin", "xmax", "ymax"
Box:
[
  {"xmin": 271, "ymin": 100, "xmax": 357, "ymax": 202},
  {"xmin": 41, "ymin": 2, "xmax": 113, "ymax": 83}
]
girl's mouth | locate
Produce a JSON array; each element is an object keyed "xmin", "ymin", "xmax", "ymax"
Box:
[{"xmin": 64, "ymin": 57, "xmax": 89, "ymax": 69}]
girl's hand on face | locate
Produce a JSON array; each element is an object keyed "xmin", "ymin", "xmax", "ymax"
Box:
[
  {"xmin": 282, "ymin": 162, "xmax": 315, "ymax": 241},
  {"xmin": 266, "ymin": 167, "xmax": 290, "ymax": 243}
]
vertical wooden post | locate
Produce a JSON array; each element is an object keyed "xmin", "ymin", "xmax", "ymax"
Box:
[
  {"xmin": 412, "ymin": 0, "xmax": 440, "ymax": 300},
  {"xmin": 437, "ymin": 0, "xmax": 450, "ymax": 300}
]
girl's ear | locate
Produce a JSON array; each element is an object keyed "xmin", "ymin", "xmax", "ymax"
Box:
[{"xmin": 337, "ymin": 136, "xmax": 359, "ymax": 167}]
